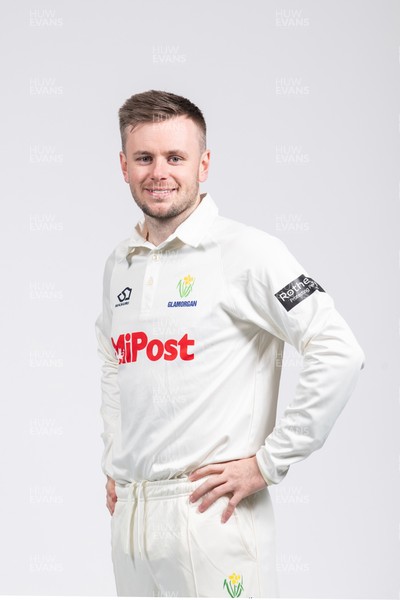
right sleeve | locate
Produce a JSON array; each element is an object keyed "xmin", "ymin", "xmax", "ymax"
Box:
[{"xmin": 95, "ymin": 250, "xmax": 119, "ymax": 479}]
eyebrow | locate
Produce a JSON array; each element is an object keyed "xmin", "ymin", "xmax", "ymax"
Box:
[{"xmin": 132, "ymin": 149, "xmax": 189, "ymax": 158}]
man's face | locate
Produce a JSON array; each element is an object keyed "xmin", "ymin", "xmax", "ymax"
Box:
[{"xmin": 120, "ymin": 115, "xmax": 210, "ymax": 221}]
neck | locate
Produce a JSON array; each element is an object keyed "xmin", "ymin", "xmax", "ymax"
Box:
[{"xmin": 144, "ymin": 193, "xmax": 204, "ymax": 246}]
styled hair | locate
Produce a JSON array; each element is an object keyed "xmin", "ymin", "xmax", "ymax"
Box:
[{"xmin": 118, "ymin": 89, "xmax": 207, "ymax": 154}]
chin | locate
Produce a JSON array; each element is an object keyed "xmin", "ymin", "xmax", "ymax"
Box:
[{"xmin": 141, "ymin": 204, "xmax": 177, "ymax": 219}]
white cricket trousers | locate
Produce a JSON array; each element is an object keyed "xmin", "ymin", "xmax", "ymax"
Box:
[{"xmin": 110, "ymin": 475, "xmax": 279, "ymax": 598}]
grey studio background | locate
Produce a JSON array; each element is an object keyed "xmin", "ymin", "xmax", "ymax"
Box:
[{"xmin": 0, "ymin": 0, "xmax": 399, "ymax": 598}]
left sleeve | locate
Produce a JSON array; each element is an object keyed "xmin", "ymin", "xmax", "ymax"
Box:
[
  {"xmin": 229, "ymin": 235, "xmax": 365, "ymax": 486},
  {"xmin": 94, "ymin": 249, "xmax": 120, "ymax": 480}
]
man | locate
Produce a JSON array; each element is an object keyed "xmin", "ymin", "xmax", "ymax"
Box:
[{"xmin": 95, "ymin": 89, "xmax": 365, "ymax": 598}]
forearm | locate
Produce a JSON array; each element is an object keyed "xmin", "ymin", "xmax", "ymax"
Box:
[
  {"xmin": 256, "ymin": 311, "xmax": 365, "ymax": 485},
  {"xmin": 96, "ymin": 319, "xmax": 120, "ymax": 478}
]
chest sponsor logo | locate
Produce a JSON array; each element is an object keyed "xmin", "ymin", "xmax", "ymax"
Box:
[
  {"xmin": 111, "ymin": 331, "xmax": 195, "ymax": 363},
  {"xmin": 275, "ymin": 274, "xmax": 325, "ymax": 311},
  {"xmin": 115, "ymin": 286, "xmax": 132, "ymax": 308},
  {"xmin": 168, "ymin": 274, "xmax": 198, "ymax": 308}
]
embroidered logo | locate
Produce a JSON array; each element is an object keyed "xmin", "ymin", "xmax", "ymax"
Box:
[
  {"xmin": 177, "ymin": 274, "xmax": 195, "ymax": 298},
  {"xmin": 275, "ymin": 274, "xmax": 324, "ymax": 312},
  {"xmin": 167, "ymin": 275, "xmax": 197, "ymax": 308},
  {"xmin": 115, "ymin": 286, "xmax": 132, "ymax": 308},
  {"xmin": 223, "ymin": 572, "xmax": 244, "ymax": 598}
]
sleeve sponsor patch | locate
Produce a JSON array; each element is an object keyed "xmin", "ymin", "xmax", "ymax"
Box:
[{"xmin": 275, "ymin": 274, "xmax": 325, "ymax": 312}]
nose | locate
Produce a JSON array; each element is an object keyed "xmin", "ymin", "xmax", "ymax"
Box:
[{"xmin": 149, "ymin": 157, "xmax": 168, "ymax": 180}]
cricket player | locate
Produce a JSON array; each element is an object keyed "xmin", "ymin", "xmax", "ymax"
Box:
[{"xmin": 95, "ymin": 89, "xmax": 365, "ymax": 598}]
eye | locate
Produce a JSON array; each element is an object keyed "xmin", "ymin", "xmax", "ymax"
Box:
[
  {"xmin": 169, "ymin": 156, "xmax": 183, "ymax": 163},
  {"xmin": 136, "ymin": 156, "xmax": 151, "ymax": 163}
]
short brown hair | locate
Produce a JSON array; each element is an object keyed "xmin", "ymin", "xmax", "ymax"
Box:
[{"xmin": 118, "ymin": 89, "xmax": 207, "ymax": 154}]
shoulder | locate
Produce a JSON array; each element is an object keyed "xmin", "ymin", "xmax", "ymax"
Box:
[
  {"xmin": 210, "ymin": 214, "xmax": 287, "ymax": 249},
  {"xmin": 208, "ymin": 214, "xmax": 300, "ymax": 274},
  {"xmin": 101, "ymin": 237, "xmax": 132, "ymax": 277}
]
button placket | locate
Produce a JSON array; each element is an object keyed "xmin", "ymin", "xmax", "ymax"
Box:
[{"xmin": 141, "ymin": 252, "xmax": 162, "ymax": 311}]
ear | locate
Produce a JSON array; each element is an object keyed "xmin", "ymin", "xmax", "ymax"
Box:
[
  {"xmin": 119, "ymin": 151, "xmax": 129, "ymax": 183},
  {"xmin": 198, "ymin": 149, "xmax": 211, "ymax": 182}
]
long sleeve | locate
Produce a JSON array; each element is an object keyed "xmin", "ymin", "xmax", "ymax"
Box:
[
  {"xmin": 229, "ymin": 234, "xmax": 366, "ymax": 486},
  {"xmin": 255, "ymin": 307, "xmax": 365, "ymax": 485},
  {"xmin": 95, "ymin": 250, "xmax": 120, "ymax": 479}
]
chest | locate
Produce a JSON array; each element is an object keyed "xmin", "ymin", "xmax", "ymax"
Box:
[{"xmin": 110, "ymin": 244, "xmax": 228, "ymax": 343}]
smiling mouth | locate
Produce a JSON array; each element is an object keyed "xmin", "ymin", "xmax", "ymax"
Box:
[{"xmin": 144, "ymin": 187, "xmax": 178, "ymax": 197}]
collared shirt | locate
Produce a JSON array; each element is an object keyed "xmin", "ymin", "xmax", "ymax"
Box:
[{"xmin": 95, "ymin": 192, "xmax": 365, "ymax": 485}]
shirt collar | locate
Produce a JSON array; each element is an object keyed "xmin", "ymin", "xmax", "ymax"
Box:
[{"xmin": 126, "ymin": 192, "xmax": 218, "ymax": 254}]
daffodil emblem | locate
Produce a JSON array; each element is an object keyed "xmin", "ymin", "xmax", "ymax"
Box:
[
  {"xmin": 177, "ymin": 274, "xmax": 195, "ymax": 298},
  {"xmin": 223, "ymin": 572, "xmax": 244, "ymax": 598}
]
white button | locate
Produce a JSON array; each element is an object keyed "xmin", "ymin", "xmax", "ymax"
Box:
[
  {"xmin": 146, "ymin": 277, "xmax": 154, "ymax": 286},
  {"xmin": 152, "ymin": 254, "xmax": 160, "ymax": 261}
]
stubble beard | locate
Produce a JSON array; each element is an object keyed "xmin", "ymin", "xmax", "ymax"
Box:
[{"xmin": 130, "ymin": 180, "xmax": 200, "ymax": 221}]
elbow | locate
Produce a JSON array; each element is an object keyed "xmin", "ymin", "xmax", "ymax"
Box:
[
  {"xmin": 350, "ymin": 341, "xmax": 365, "ymax": 372},
  {"xmin": 335, "ymin": 339, "xmax": 365, "ymax": 378}
]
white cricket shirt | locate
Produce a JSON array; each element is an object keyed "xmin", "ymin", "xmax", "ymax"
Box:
[{"xmin": 95, "ymin": 192, "xmax": 365, "ymax": 485}]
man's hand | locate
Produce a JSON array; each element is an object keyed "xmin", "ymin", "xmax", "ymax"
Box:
[
  {"xmin": 188, "ymin": 455, "xmax": 267, "ymax": 523},
  {"xmin": 106, "ymin": 475, "xmax": 117, "ymax": 515}
]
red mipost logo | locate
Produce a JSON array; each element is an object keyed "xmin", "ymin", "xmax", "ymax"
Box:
[{"xmin": 111, "ymin": 331, "xmax": 195, "ymax": 364}]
